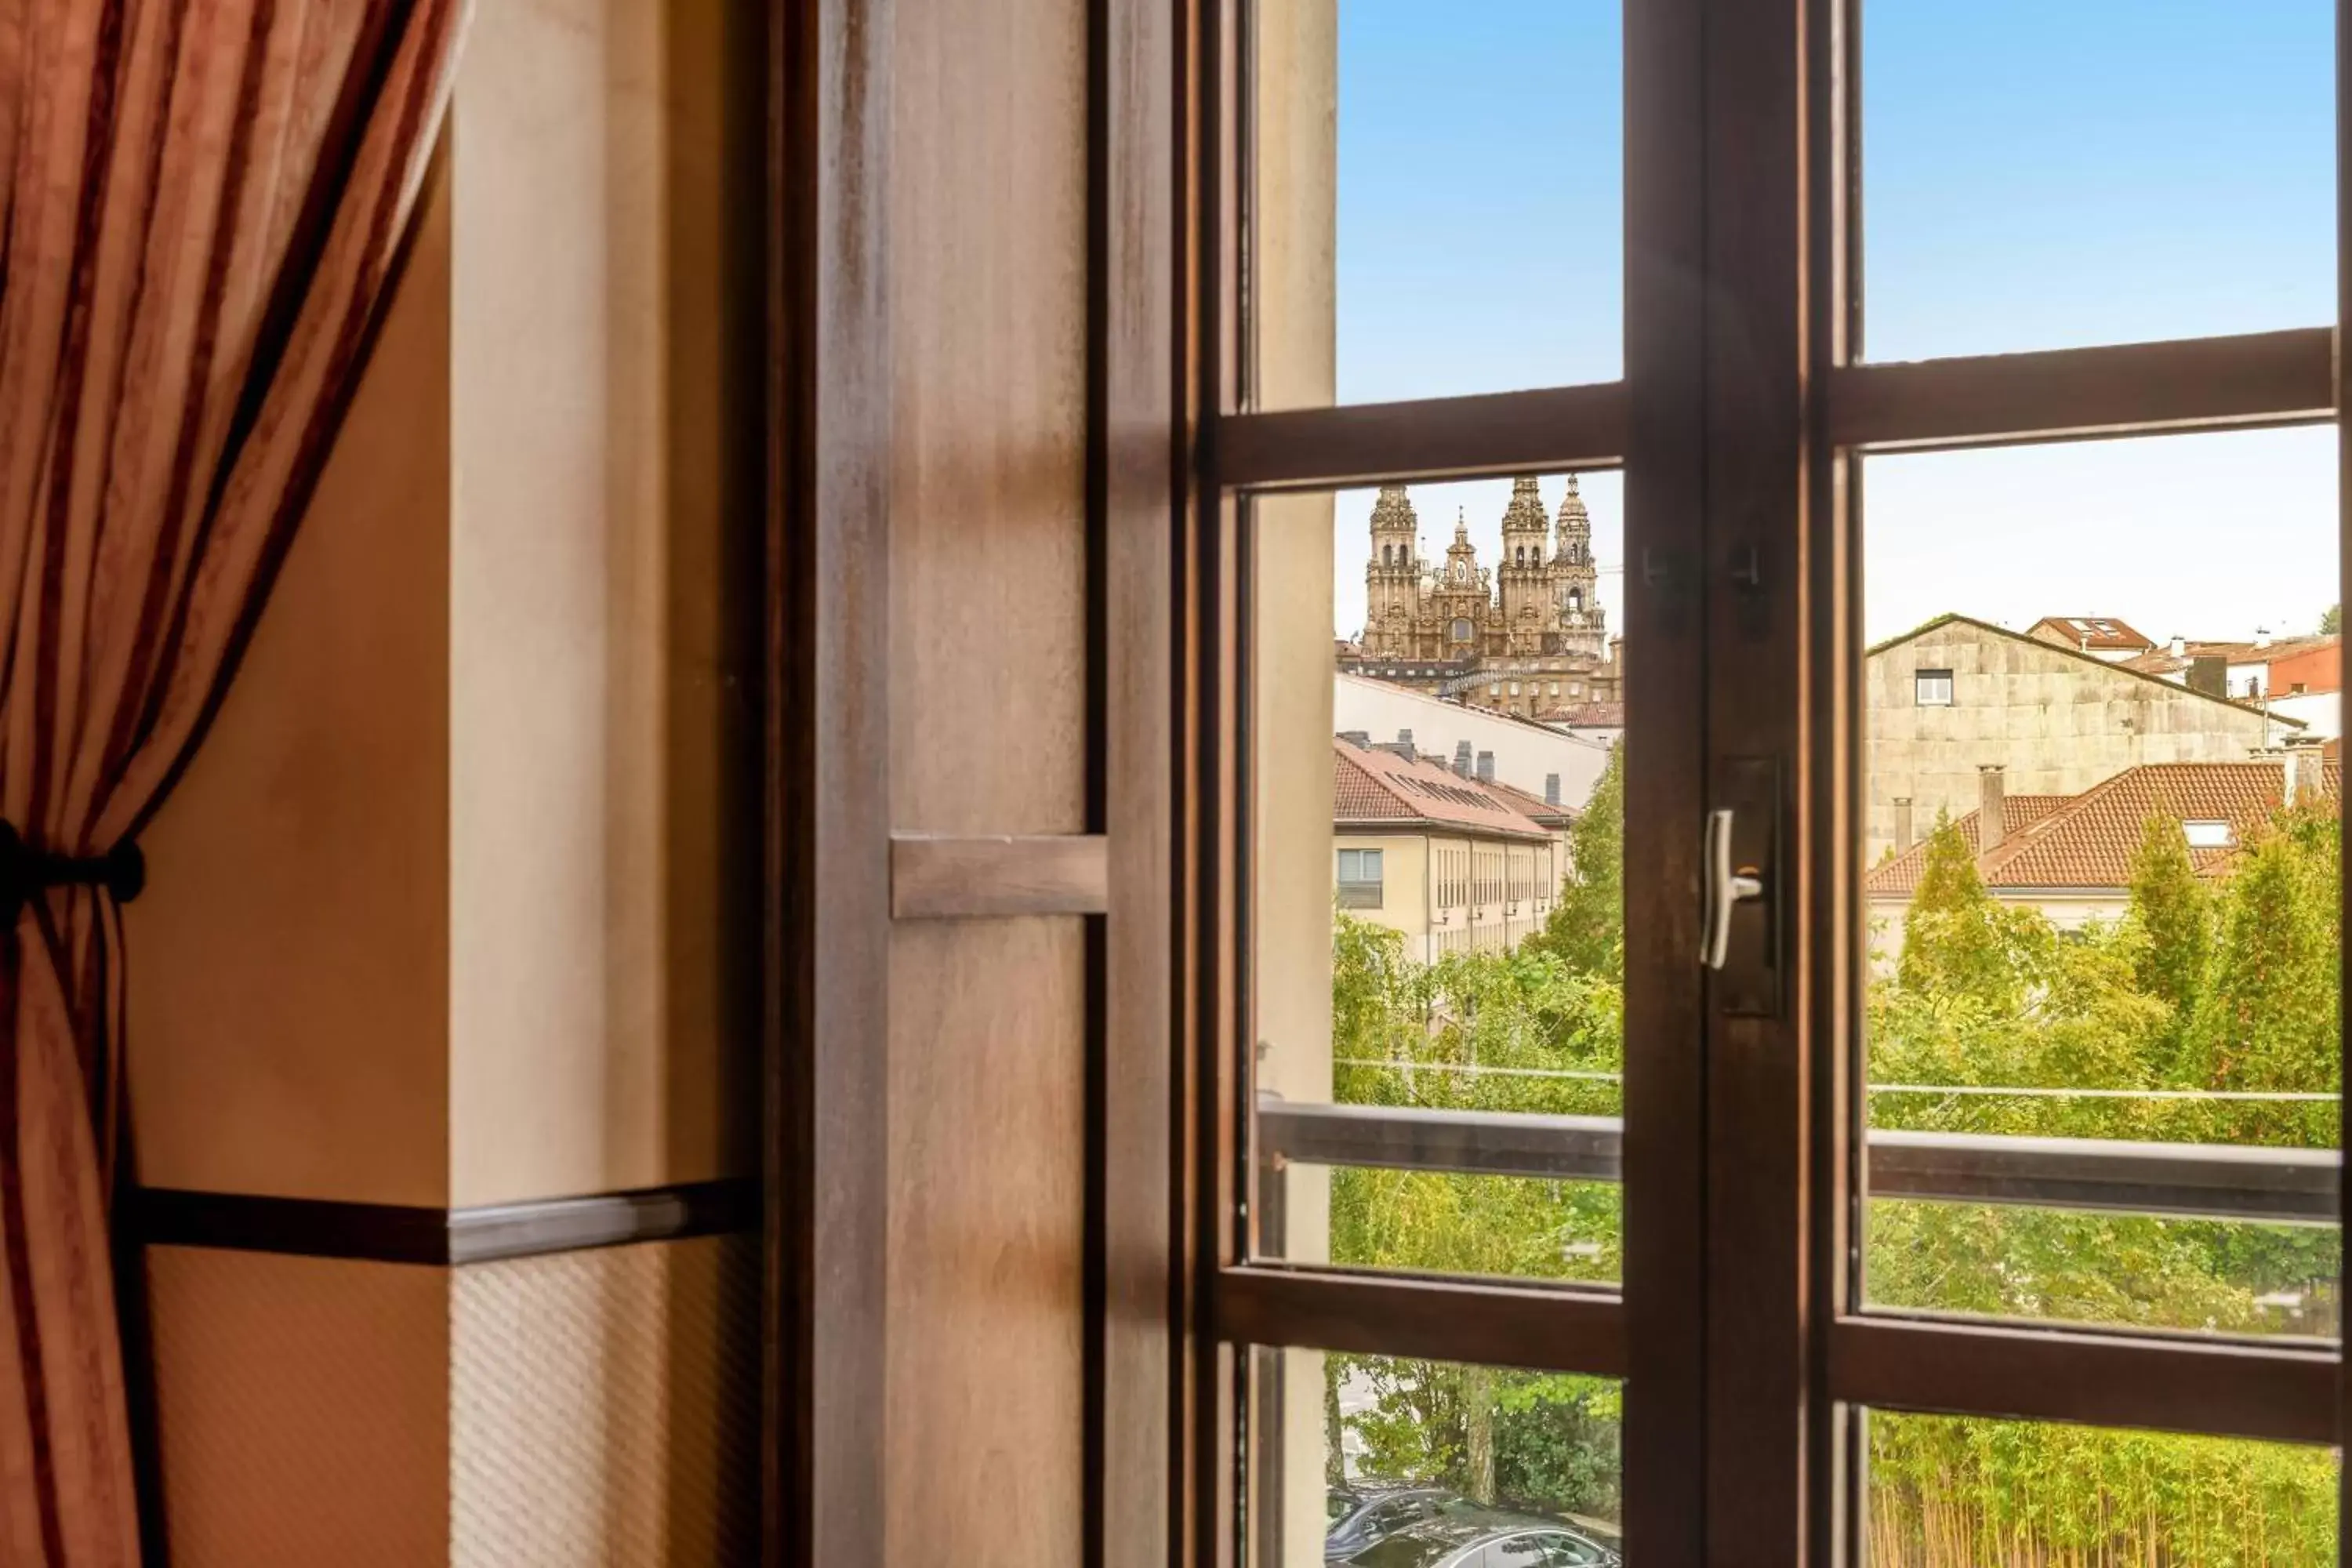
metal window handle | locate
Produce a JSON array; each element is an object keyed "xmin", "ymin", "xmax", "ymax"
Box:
[{"xmin": 1702, "ymin": 807, "xmax": 1766, "ymax": 970}]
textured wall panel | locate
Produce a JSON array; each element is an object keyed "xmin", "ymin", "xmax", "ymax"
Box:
[
  {"xmin": 452, "ymin": 1236, "xmax": 758, "ymax": 1567},
  {"xmin": 146, "ymin": 1247, "xmax": 452, "ymax": 1568}
]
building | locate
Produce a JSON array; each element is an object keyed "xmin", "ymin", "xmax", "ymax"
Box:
[
  {"xmin": 1334, "ymin": 670, "xmax": 1614, "ymax": 808},
  {"xmin": 1865, "ymin": 613, "xmax": 2299, "ymax": 863},
  {"xmin": 2025, "ymin": 615, "xmax": 2159, "ymax": 662},
  {"xmin": 1332, "ymin": 735, "xmax": 1570, "ymax": 960},
  {"xmin": 2118, "ymin": 632, "xmax": 2343, "ymax": 738},
  {"xmin": 1340, "ymin": 475, "xmax": 1622, "ymax": 718},
  {"xmin": 1867, "ymin": 757, "xmax": 2340, "ymax": 960}
]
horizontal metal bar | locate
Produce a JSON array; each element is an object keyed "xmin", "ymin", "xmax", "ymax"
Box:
[
  {"xmin": 1828, "ymin": 328, "xmax": 2333, "ymax": 452},
  {"xmin": 1257, "ymin": 1098, "xmax": 2341, "ymax": 1224},
  {"xmin": 1214, "ymin": 1265, "xmax": 1627, "ymax": 1378},
  {"xmin": 1831, "ymin": 1314, "xmax": 2338, "ymax": 1446},
  {"xmin": 1212, "ymin": 383, "xmax": 1625, "ymax": 492}
]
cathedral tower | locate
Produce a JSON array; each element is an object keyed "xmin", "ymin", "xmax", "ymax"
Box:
[
  {"xmin": 1497, "ymin": 476, "xmax": 1552, "ymax": 653},
  {"xmin": 1550, "ymin": 475, "xmax": 1606, "ymax": 657},
  {"xmin": 1363, "ymin": 485, "xmax": 1421, "ymax": 655}
]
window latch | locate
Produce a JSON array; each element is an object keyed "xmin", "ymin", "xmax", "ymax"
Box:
[{"xmin": 1700, "ymin": 807, "xmax": 1766, "ymax": 971}]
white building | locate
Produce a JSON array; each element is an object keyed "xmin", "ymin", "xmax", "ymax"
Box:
[{"xmin": 1334, "ymin": 671, "xmax": 1613, "ymax": 810}]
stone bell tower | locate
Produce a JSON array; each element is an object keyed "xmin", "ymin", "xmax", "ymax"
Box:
[
  {"xmin": 1551, "ymin": 474, "xmax": 1606, "ymax": 659},
  {"xmin": 1363, "ymin": 485, "xmax": 1422, "ymax": 655},
  {"xmin": 1497, "ymin": 475, "xmax": 1552, "ymax": 655}
]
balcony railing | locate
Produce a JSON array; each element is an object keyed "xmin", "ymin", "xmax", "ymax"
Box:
[{"xmin": 1257, "ymin": 1097, "xmax": 2339, "ymax": 1222}]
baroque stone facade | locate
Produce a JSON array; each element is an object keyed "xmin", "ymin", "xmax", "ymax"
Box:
[{"xmin": 1340, "ymin": 476, "xmax": 1621, "ymax": 718}]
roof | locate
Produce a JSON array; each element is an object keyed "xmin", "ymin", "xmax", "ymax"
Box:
[
  {"xmin": 1332, "ymin": 739, "xmax": 1553, "ymax": 841},
  {"xmin": 1534, "ymin": 701, "xmax": 1627, "ymax": 728},
  {"xmin": 2028, "ymin": 615, "xmax": 2157, "ymax": 653},
  {"xmin": 2122, "ymin": 634, "xmax": 2338, "ymax": 680},
  {"xmin": 1482, "ymin": 776, "xmax": 1579, "ymax": 829},
  {"xmin": 1868, "ymin": 612, "xmax": 2299, "ymax": 727},
  {"xmin": 1866, "ymin": 760, "xmax": 2343, "ymax": 898},
  {"xmin": 1867, "ymin": 795, "xmax": 2071, "ymax": 897}
]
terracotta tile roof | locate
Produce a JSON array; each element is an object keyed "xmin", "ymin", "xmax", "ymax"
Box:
[
  {"xmin": 1534, "ymin": 702, "xmax": 1626, "ymax": 728},
  {"xmin": 1865, "ymin": 761, "xmax": 2343, "ymax": 898},
  {"xmin": 1482, "ymin": 777, "xmax": 1578, "ymax": 829},
  {"xmin": 2028, "ymin": 615, "xmax": 2158, "ymax": 653},
  {"xmin": 1867, "ymin": 796, "xmax": 2071, "ymax": 897},
  {"xmin": 1333, "ymin": 739, "xmax": 1553, "ymax": 841},
  {"xmin": 2119, "ymin": 634, "xmax": 2336, "ymax": 678}
]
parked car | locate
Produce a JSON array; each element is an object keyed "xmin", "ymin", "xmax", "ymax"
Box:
[
  {"xmin": 1335, "ymin": 1507, "xmax": 1621, "ymax": 1568},
  {"xmin": 1325, "ymin": 1486, "xmax": 1454, "ymax": 1560}
]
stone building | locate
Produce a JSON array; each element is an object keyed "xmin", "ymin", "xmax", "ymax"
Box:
[
  {"xmin": 1340, "ymin": 476, "xmax": 1621, "ymax": 717},
  {"xmin": 1865, "ymin": 614, "xmax": 2300, "ymax": 863}
]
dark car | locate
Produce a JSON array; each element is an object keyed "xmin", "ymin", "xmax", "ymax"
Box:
[
  {"xmin": 1337, "ymin": 1507, "xmax": 1621, "ymax": 1568},
  {"xmin": 1325, "ymin": 1486, "xmax": 1454, "ymax": 1560}
]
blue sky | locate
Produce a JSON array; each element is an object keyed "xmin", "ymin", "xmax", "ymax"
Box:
[{"xmin": 1325, "ymin": 1, "xmax": 2337, "ymax": 645}]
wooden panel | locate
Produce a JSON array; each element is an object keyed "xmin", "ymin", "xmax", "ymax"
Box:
[
  {"xmin": 768, "ymin": 0, "xmax": 894, "ymax": 1559},
  {"xmin": 1702, "ymin": 0, "xmax": 1809, "ymax": 1557},
  {"xmin": 1214, "ymin": 1267, "xmax": 1628, "ymax": 1379},
  {"xmin": 883, "ymin": 0, "xmax": 1091, "ymax": 1564},
  {"xmin": 1097, "ymin": 0, "xmax": 1179, "ymax": 1558},
  {"xmin": 888, "ymin": 833, "xmax": 1108, "ymax": 918},
  {"xmin": 1213, "ymin": 381, "xmax": 1626, "ymax": 491},
  {"xmin": 1830, "ymin": 1316, "xmax": 2339, "ymax": 1448},
  {"xmin": 1619, "ymin": 0, "xmax": 1709, "ymax": 1557},
  {"xmin": 1828, "ymin": 328, "xmax": 2334, "ymax": 452}
]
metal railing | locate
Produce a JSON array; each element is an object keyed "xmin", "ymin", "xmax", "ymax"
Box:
[{"xmin": 1258, "ymin": 1097, "xmax": 2339, "ymax": 1223}]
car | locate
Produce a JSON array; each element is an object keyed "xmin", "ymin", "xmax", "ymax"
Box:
[
  {"xmin": 1334, "ymin": 1506, "xmax": 1621, "ymax": 1568},
  {"xmin": 1326, "ymin": 1486, "xmax": 1455, "ymax": 1560}
]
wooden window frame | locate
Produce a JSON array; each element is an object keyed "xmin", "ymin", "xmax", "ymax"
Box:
[{"xmin": 1142, "ymin": 0, "xmax": 2352, "ymax": 1566}]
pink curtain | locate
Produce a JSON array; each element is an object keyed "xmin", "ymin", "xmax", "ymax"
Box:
[{"xmin": 0, "ymin": 2, "xmax": 466, "ymax": 1559}]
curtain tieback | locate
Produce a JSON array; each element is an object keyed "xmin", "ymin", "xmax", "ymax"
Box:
[{"xmin": 0, "ymin": 823, "xmax": 146, "ymax": 924}]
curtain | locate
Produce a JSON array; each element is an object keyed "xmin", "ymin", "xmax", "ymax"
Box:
[{"xmin": 0, "ymin": 2, "xmax": 466, "ymax": 1559}]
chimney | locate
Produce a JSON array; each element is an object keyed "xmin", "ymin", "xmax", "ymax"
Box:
[
  {"xmin": 2169, "ymin": 633, "xmax": 2187, "ymax": 659},
  {"xmin": 1396, "ymin": 728, "xmax": 1415, "ymax": 755},
  {"xmin": 1893, "ymin": 797, "xmax": 1915, "ymax": 853},
  {"xmin": 1544, "ymin": 772, "xmax": 1562, "ymax": 808},
  {"xmin": 2188, "ymin": 655, "xmax": 2227, "ymax": 698},
  {"xmin": 1454, "ymin": 739, "xmax": 1474, "ymax": 777},
  {"xmin": 1978, "ymin": 765, "xmax": 2007, "ymax": 852},
  {"xmin": 1339, "ymin": 730, "xmax": 1371, "ymax": 748},
  {"xmin": 1475, "ymin": 751, "xmax": 1496, "ymax": 784},
  {"xmin": 2255, "ymin": 626, "xmax": 2274, "ymax": 650}
]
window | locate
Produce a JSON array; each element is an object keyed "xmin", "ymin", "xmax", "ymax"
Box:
[
  {"xmin": 1337, "ymin": 847, "xmax": 1385, "ymax": 909},
  {"xmin": 1189, "ymin": 0, "xmax": 2340, "ymax": 1562}
]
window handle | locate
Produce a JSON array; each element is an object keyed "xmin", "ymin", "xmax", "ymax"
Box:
[{"xmin": 1701, "ymin": 807, "xmax": 1766, "ymax": 971}]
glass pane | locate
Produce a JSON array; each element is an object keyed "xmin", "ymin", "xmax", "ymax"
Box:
[
  {"xmin": 1248, "ymin": 1, "xmax": 1623, "ymax": 410},
  {"xmin": 1864, "ymin": 1410, "xmax": 2337, "ymax": 1565},
  {"xmin": 1251, "ymin": 1348, "xmax": 1623, "ymax": 1566},
  {"xmin": 1251, "ymin": 477, "xmax": 1628, "ymax": 1286},
  {"xmin": 1858, "ymin": 427, "xmax": 2341, "ymax": 1337},
  {"xmin": 1860, "ymin": 1, "xmax": 2333, "ymax": 362}
]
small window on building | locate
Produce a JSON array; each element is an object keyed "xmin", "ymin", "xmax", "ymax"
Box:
[
  {"xmin": 1548, "ymin": 682, "xmax": 1559, "ymax": 697},
  {"xmin": 1488, "ymin": 684, "xmax": 1500, "ymax": 696},
  {"xmin": 1336, "ymin": 848, "xmax": 1385, "ymax": 909},
  {"xmin": 1450, "ymin": 617, "xmax": 1474, "ymax": 642},
  {"xmin": 2183, "ymin": 820, "xmax": 2234, "ymax": 849},
  {"xmin": 1915, "ymin": 669, "xmax": 1955, "ymax": 706},
  {"xmin": 1509, "ymin": 682, "xmax": 1521, "ymax": 696}
]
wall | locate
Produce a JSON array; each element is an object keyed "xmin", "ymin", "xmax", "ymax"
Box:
[
  {"xmin": 1335, "ymin": 671, "xmax": 1613, "ymax": 806},
  {"xmin": 1336, "ymin": 832, "xmax": 1432, "ymax": 956},
  {"xmin": 1865, "ymin": 620, "xmax": 2281, "ymax": 862},
  {"xmin": 1254, "ymin": 0, "xmax": 1340, "ymax": 1557},
  {"xmin": 123, "ymin": 1, "xmax": 764, "ymax": 1559}
]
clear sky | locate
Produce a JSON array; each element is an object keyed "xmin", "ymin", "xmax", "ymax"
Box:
[{"xmin": 1326, "ymin": 0, "xmax": 2338, "ymax": 647}]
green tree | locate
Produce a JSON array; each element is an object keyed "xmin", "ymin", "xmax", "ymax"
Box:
[
  {"xmin": 2320, "ymin": 603, "xmax": 2340, "ymax": 634},
  {"xmin": 1526, "ymin": 746, "xmax": 1623, "ymax": 979}
]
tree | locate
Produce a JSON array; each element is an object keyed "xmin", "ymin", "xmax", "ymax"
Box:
[
  {"xmin": 2321, "ymin": 603, "xmax": 2341, "ymax": 634},
  {"xmin": 2127, "ymin": 813, "xmax": 2214, "ymax": 1074},
  {"xmin": 1525, "ymin": 745, "xmax": 1623, "ymax": 979}
]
